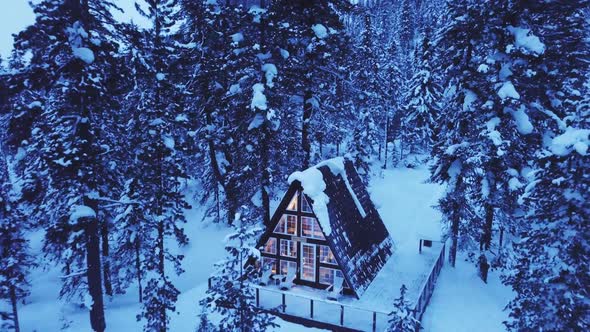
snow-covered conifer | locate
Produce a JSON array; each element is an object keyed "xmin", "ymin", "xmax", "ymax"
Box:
[
  {"xmin": 387, "ymin": 284, "xmax": 419, "ymax": 332},
  {"xmin": 201, "ymin": 207, "xmax": 278, "ymax": 332}
]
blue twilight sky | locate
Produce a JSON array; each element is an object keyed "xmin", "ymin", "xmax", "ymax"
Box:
[
  {"xmin": 0, "ymin": 1, "xmax": 35, "ymax": 58},
  {"xmin": 0, "ymin": 0, "xmax": 149, "ymax": 59}
]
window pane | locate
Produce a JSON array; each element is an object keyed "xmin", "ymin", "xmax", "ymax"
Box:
[
  {"xmin": 302, "ymin": 217, "xmax": 324, "ymax": 239},
  {"xmin": 286, "ymin": 215, "xmax": 297, "ymax": 235},
  {"xmin": 301, "ymin": 244, "xmax": 315, "ymax": 281},
  {"xmin": 280, "ymin": 239, "xmax": 297, "ymax": 258},
  {"xmin": 320, "ymin": 245, "xmax": 337, "ymax": 264},
  {"xmin": 302, "ymin": 217, "xmax": 312, "ymax": 237},
  {"xmin": 319, "ymin": 267, "xmax": 334, "ymax": 285},
  {"xmin": 273, "ymin": 217, "xmax": 285, "ymax": 234},
  {"xmin": 302, "ymin": 195, "xmax": 313, "ymax": 213},
  {"xmin": 280, "ymin": 260, "xmax": 297, "ymax": 275},
  {"xmin": 312, "ymin": 218, "xmax": 325, "ymax": 239},
  {"xmin": 286, "ymin": 192, "xmax": 298, "ymax": 211},
  {"xmin": 262, "ymin": 257, "xmax": 277, "ymax": 274},
  {"xmin": 263, "ymin": 238, "xmax": 276, "ymax": 254},
  {"xmin": 276, "ymin": 215, "xmax": 297, "ymax": 235}
]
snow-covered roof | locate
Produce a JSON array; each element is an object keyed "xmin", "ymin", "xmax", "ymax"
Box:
[{"xmin": 285, "ymin": 157, "xmax": 393, "ymax": 297}]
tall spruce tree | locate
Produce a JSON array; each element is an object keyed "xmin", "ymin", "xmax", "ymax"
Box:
[
  {"xmin": 129, "ymin": 1, "xmax": 191, "ymax": 330},
  {"xmin": 401, "ymin": 31, "xmax": 442, "ymax": 152},
  {"xmin": 0, "ymin": 151, "xmax": 34, "ymax": 332},
  {"xmin": 267, "ymin": 0, "xmax": 352, "ymax": 168},
  {"xmin": 431, "ymin": 0, "xmax": 532, "ymax": 279},
  {"xmin": 10, "ymin": 1, "xmax": 125, "ymax": 330},
  {"xmin": 502, "ymin": 1, "xmax": 590, "ymax": 330}
]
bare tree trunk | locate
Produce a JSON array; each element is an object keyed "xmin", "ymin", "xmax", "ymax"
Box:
[
  {"xmin": 383, "ymin": 113, "xmax": 390, "ymax": 169},
  {"xmin": 84, "ymin": 198, "xmax": 106, "ymax": 332},
  {"xmin": 10, "ymin": 286, "xmax": 20, "ymax": 332},
  {"xmin": 302, "ymin": 89, "xmax": 312, "ymax": 168},
  {"xmin": 449, "ymin": 177, "xmax": 463, "ymax": 268},
  {"xmin": 259, "ymin": 6, "xmax": 271, "ymax": 225},
  {"xmin": 479, "ymin": 201, "xmax": 494, "ymax": 283},
  {"xmin": 135, "ymin": 238, "xmax": 143, "ymax": 303},
  {"xmin": 449, "ymin": 210, "xmax": 459, "ymax": 268},
  {"xmin": 399, "ymin": 135, "xmax": 404, "ymax": 165},
  {"xmin": 157, "ymin": 220, "xmax": 166, "ymax": 330},
  {"xmin": 101, "ymin": 219, "xmax": 112, "ymax": 296}
]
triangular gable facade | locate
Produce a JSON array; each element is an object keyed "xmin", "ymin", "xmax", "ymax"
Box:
[{"xmin": 256, "ymin": 158, "xmax": 393, "ymax": 298}]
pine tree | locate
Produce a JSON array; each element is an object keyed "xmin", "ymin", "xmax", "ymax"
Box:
[
  {"xmin": 107, "ymin": 22, "xmax": 152, "ymax": 301},
  {"xmin": 195, "ymin": 308, "xmax": 217, "ymax": 332},
  {"xmin": 0, "ymin": 154, "xmax": 34, "ymax": 332},
  {"xmin": 10, "ymin": 1, "xmax": 125, "ymax": 330},
  {"xmin": 179, "ymin": 0, "xmax": 256, "ymax": 225},
  {"xmin": 127, "ymin": 1, "xmax": 191, "ymax": 330},
  {"xmin": 401, "ymin": 31, "xmax": 442, "ymax": 152},
  {"xmin": 387, "ymin": 284, "xmax": 419, "ymax": 332},
  {"xmin": 431, "ymin": 0, "xmax": 532, "ymax": 277},
  {"xmin": 268, "ymin": 0, "xmax": 352, "ymax": 168},
  {"xmin": 398, "ymin": 0, "xmax": 414, "ymax": 75},
  {"xmin": 346, "ymin": 12, "xmax": 384, "ymax": 179},
  {"xmin": 502, "ymin": 1, "xmax": 590, "ymax": 330},
  {"xmin": 201, "ymin": 206, "xmax": 278, "ymax": 332}
]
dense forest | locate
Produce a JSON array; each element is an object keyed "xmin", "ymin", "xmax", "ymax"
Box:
[{"xmin": 0, "ymin": 0, "xmax": 588, "ymax": 331}]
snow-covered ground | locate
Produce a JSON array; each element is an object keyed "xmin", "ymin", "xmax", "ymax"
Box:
[
  {"xmin": 14, "ymin": 163, "xmax": 513, "ymax": 331},
  {"xmin": 421, "ymin": 253, "xmax": 514, "ymax": 332}
]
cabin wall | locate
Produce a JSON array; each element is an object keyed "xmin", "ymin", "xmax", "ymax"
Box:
[{"xmin": 259, "ymin": 189, "xmax": 350, "ymax": 292}]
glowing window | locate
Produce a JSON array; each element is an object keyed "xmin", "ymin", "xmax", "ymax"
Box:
[
  {"xmin": 301, "ymin": 216, "xmax": 324, "ymax": 239},
  {"xmin": 319, "ymin": 245, "xmax": 337, "ymax": 264},
  {"xmin": 280, "ymin": 239, "xmax": 297, "ymax": 258},
  {"xmin": 262, "ymin": 257, "xmax": 277, "ymax": 274},
  {"xmin": 286, "ymin": 192, "xmax": 298, "ymax": 211},
  {"xmin": 280, "ymin": 260, "xmax": 297, "ymax": 275},
  {"xmin": 319, "ymin": 268, "xmax": 343, "ymax": 285},
  {"xmin": 263, "ymin": 238, "xmax": 277, "ymax": 254},
  {"xmin": 274, "ymin": 214, "xmax": 297, "ymax": 235},
  {"xmin": 301, "ymin": 243, "xmax": 316, "ymax": 281}
]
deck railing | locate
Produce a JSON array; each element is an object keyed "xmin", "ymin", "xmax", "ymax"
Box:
[
  {"xmin": 412, "ymin": 241, "xmax": 446, "ymax": 326},
  {"xmin": 207, "ymin": 242, "xmax": 447, "ymax": 332},
  {"xmin": 207, "ymin": 276, "xmax": 389, "ymax": 331},
  {"xmin": 252, "ymin": 284, "xmax": 390, "ymax": 331}
]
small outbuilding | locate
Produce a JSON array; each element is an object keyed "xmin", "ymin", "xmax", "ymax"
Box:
[{"xmin": 256, "ymin": 157, "xmax": 394, "ymax": 298}]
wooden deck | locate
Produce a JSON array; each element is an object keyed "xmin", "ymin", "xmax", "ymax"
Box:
[{"xmin": 207, "ymin": 241, "xmax": 447, "ymax": 331}]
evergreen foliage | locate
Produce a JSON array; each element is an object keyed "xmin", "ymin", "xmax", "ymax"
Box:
[
  {"xmin": 387, "ymin": 284, "xmax": 419, "ymax": 332},
  {"xmin": 201, "ymin": 206, "xmax": 278, "ymax": 332},
  {"xmin": 0, "ymin": 0, "xmax": 587, "ymax": 330}
]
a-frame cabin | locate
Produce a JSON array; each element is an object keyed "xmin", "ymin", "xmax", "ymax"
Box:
[{"xmin": 255, "ymin": 157, "xmax": 393, "ymax": 298}]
